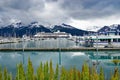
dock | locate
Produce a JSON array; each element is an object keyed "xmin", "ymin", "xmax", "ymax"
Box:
[{"xmin": 0, "ymin": 47, "xmax": 120, "ymax": 52}]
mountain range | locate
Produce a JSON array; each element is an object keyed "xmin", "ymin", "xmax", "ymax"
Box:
[
  {"xmin": 0, "ymin": 21, "xmax": 119, "ymax": 37},
  {"xmin": 0, "ymin": 22, "xmax": 90, "ymax": 37}
]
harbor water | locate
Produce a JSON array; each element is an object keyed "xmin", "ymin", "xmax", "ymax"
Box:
[{"xmin": 0, "ymin": 38, "xmax": 119, "ymax": 79}]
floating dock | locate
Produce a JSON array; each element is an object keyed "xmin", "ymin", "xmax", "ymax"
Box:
[{"xmin": 0, "ymin": 47, "xmax": 120, "ymax": 52}]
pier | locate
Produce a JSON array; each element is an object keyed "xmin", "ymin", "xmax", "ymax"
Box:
[{"xmin": 0, "ymin": 47, "xmax": 120, "ymax": 52}]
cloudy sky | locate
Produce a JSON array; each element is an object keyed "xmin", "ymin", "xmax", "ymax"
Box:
[{"xmin": 0, "ymin": 0, "xmax": 120, "ymax": 30}]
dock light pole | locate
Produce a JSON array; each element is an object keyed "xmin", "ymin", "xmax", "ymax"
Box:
[
  {"xmin": 22, "ymin": 37, "xmax": 25, "ymax": 65},
  {"xmin": 58, "ymin": 37, "xmax": 61, "ymax": 65},
  {"xmin": 95, "ymin": 33, "xmax": 99, "ymax": 72},
  {"xmin": 96, "ymin": 34, "xmax": 98, "ymax": 63},
  {"xmin": 58, "ymin": 37, "xmax": 61, "ymax": 80}
]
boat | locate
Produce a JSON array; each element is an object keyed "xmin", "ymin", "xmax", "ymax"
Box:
[{"xmin": 34, "ymin": 30, "xmax": 71, "ymax": 39}]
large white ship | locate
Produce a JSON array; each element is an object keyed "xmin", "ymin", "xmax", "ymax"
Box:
[{"xmin": 34, "ymin": 30, "xmax": 72, "ymax": 39}]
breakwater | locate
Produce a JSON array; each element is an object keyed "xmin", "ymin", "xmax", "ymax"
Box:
[{"xmin": 0, "ymin": 47, "xmax": 120, "ymax": 52}]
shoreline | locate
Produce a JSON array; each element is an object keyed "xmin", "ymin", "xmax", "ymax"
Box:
[{"xmin": 0, "ymin": 47, "xmax": 120, "ymax": 52}]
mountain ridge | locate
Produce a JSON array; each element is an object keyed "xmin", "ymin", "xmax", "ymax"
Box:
[
  {"xmin": 98, "ymin": 24, "xmax": 120, "ymax": 35},
  {"xmin": 0, "ymin": 20, "xmax": 119, "ymax": 37},
  {"xmin": 0, "ymin": 22, "xmax": 89, "ymax": 37}
]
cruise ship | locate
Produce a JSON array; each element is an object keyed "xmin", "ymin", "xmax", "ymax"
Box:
[{"xmin": 34, "ymin": 30, "xmax": 72, "ymax": 39}]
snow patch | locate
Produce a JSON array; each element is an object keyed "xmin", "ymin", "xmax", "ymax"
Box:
[
  {"xmin": 86, "ymin": 26, "xmax": 102, "ymax": 32},
  {"xmin": 30, "ymin": 22, "xmax": 40, "ymax": 28},
  {"xmin": 109, "ymin": 24, "xmax": 119, "ymax": 29}
]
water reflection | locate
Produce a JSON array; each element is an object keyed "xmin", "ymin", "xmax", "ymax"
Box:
[
  {"xmin": 86, "ymin": 51, "xmax": 120, "ymax": 66},
  {"xmin": 0, "ymin": 51, "xmax": 119, "ymax": 79},
  {"xmin": 71, "ymin": 52, "xmax": 85, "ymax": 57}
]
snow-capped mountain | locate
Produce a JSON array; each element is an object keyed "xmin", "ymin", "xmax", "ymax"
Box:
[
  {"xmin": 8, "ymin": 19, "xmax": 23, "ymax": 28},
  {"xmin": 9, "ymin": 22, "xmax": 23, "ymax": 28},
  {"xmin": 51, "ymin": 23, "xmax": 89, "ymax": 36},
  {"xmin": 0, "ymin": 22, "xmax": 90, "ymax": 37},
  {"xmin": 0, "ymin": 19, "xmax": 119, "ymax": 37},
  {"xmin": 0, "ymin": 21, "xmax": 51, "ymax": 37},
  {"xmin": 28, "ymin": 22, "xmax": 44, "ymax": 28},
  {"xmin": 97, "ymin": 24, "xmax": 120, "ymax": 34},
  {"xmin": 48, "ymin": 23, "xmax": 75, "ymax": 30}
]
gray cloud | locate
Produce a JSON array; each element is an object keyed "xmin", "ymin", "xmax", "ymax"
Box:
[
  {"xmin": 45, "ymin": 0, "xmax": 58, "ymax": 2},
  {"xmin": 0, "ymin": 0, "xmax": 120, "ymax": 26},
  {"xmin": 61, "ymin": 0, "xmax": 120, "ymax": 20},
  {"xmin": 0, "ymin": 0, "xmax": 44, "ymax": 11}
]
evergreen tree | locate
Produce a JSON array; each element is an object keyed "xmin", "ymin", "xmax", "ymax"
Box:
[
  {"xmin": 69, "ymin": 68, "xmax": 73, "ymax": 80},
  {"xmin": 0, "ymin": 66, "xmax": 2, "ymax": 80},
  {"xmin": 73, "ymin": 67, "xmax": 76, "ymax": 80},
  {"xmin": 77, "ymin": 71, "xmax": 81, "ymax": 80},
  {"xmin": 33, "ymin": 75, "xmax": 37, "ymax": 80},
  {"xmin": 16, "ymin": 63, "xmax": 25, "ymax": 80},
  {"xmin": 54, "ymin": 63, "xmax": 59, "ymax": 80},
  {"xmin": 3, "ymin": 67, "xmax": 8, "ymax": 80},
  {"xmin": 27, "ymin": 58, "xmax": 34, "ymax": 80},
  {"xmin": 99, "ymin": 67, "xmax": 104, "ymax": 80},
  {"xmin": 49, "ymin": 60, "xmax": 54, "ymax": 80},
  {"xmin": 111, "ymin": 67, "xmax": 119, "ymax": 80},
  {"xmin": 2, "ymin": 59, "xmax": 120, "ymax": 80},
  {"xmin": 40, "ymin": 71, "xmax": 44, "ymax": 80},
  {"xmin": 8, "ymin": 73, "xmax": 12, "ymax": 80},
  {"xmin": 69, "ymin": 67, "xmax": 78, "ymax": 80},
  {"xmin": 75, "ymin": 69, "xmax": 79, "ymax": 80},
  {"xmin": 81, "ymin": 63, "xmax": 89, "ymax": 80},
  {"xmin": 37, "ymin": 62, "xmax": 42, "ymax": 80},
  {"xmin": 60, "ymin": 66, "xmax": 67, "ymax": 80},
  {"xmin": 90, "ymin": 66, "xmax": 99, "ymax": 80},
  {"xmin": 44, "ymin": 61, "xmax": 49, "ymax": 80}
]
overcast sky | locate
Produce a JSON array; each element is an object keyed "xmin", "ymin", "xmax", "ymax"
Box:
[{"xmin": 0, "ymin": 0, "xmax": 120, "ymax": 30}]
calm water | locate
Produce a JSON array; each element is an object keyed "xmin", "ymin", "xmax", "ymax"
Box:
[{"xmin": 0, "ymin": 51, "xmax": 119, "ymax": 79}]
